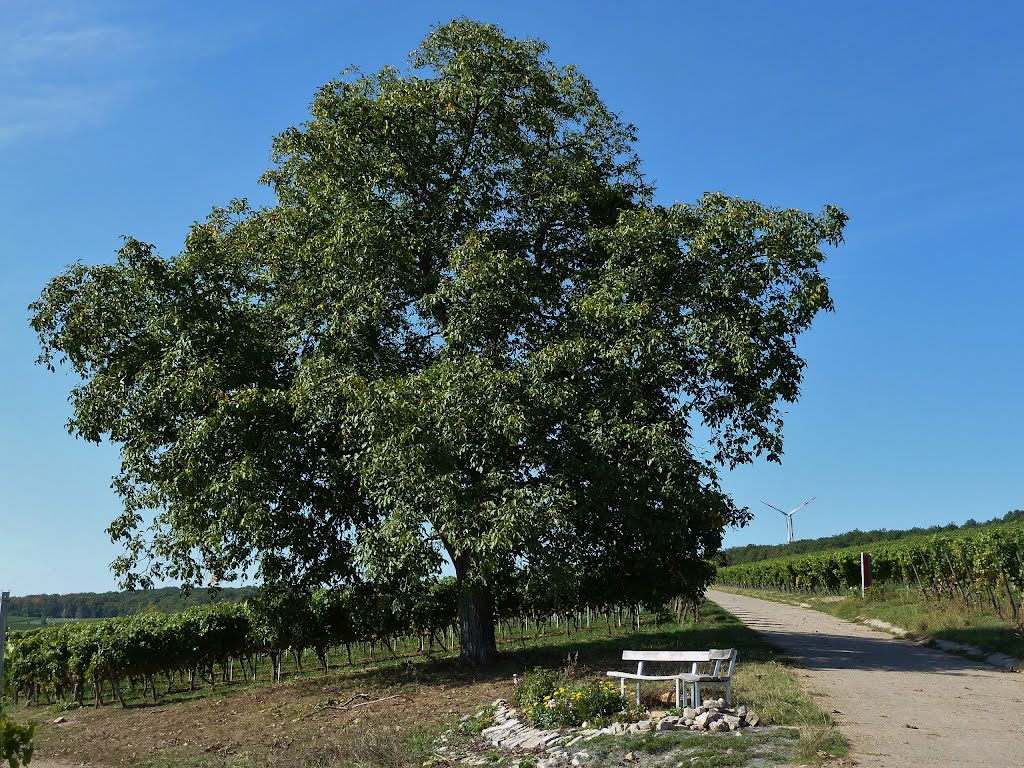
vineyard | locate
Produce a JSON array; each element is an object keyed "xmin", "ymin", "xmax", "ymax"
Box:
[
  {"xmin": 717, "ymin": 523, "xmax": 1024, "ymax": 627},
  {"xmin": 2, "ymin": 578, "xmax": 696, "ymax": 710}
]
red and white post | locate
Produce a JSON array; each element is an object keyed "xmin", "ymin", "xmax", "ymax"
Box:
[
  {"xmin": 0, "ymin": 591, "xmax": 8, "ymax": 696},
  {"xmin": 860, "ymin": 553, "xmax": 872, "ymax": 597}
]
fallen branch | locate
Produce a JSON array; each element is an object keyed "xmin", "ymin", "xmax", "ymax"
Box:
[
  {"xmin": 349, "ymin": 694, "xmax": 410, "ymax": 709},
  {"xmin": 311, "ymin": 692, "xmax": 411, "ymax": 716},
  {"xmin": 335, "ymin": 693, "xmax": 372, "ymax": 708}
]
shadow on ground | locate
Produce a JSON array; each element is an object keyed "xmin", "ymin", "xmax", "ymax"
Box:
[
  {"xmin": 713, "ymin": 594, "xmax": 1012, "ymax": 677},
  {"xmin": 312, "ymin": 602, "xmax": 781, "ymax": 697}
]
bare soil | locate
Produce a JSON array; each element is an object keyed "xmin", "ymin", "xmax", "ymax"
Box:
[
  {"xmin": 707, "ymin": 589, "xmax": 1024, "ymax": 768},
  {"xmin": 29, "ymin": 660, "xmax": 508, "ymax": 767}
]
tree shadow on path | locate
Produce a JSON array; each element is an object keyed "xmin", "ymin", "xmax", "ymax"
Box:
[{"xmin": 709, "ymin": 591, "xmax": 1013, "ymax": 678}]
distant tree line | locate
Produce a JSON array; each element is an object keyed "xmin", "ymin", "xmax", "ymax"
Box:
[
  {"xmin": 7, "ymin": 586, "xmax": 258, "ymax": 620},
  {"xmin": 723, "ymin": 509, "xmax": 1024, "ymax": 565}
]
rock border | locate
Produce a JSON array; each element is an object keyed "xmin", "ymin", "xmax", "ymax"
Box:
[
  {"xmin": 859, "ymin": 617, "xmax": 1022, "ymax": 671},
  {"xmin": 477, "ymin": 697, "xmax": 762, "ymax": 757}
]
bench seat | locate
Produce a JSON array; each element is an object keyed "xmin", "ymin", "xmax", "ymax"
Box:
[
  {"xmin": 681, "ymin": 674, "xmax": 731, "ymax": 682},
  {"xmin": 679, "ymin": 649, "xmax": 737, "ymax": 706},
  {"xmin": 605, "ymin": 672, "xmax": 688, "ymax": 681}
]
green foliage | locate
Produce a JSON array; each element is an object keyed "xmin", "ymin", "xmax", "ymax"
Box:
[
  {"xmin": 4, "ymin": 582, "xmax": 459, "ymax": 706},
  {"xmin": 6, "ymin": 587, "xmax": 257, "ymax": 620},
  {"xmin": 515, "ymin": 672, "xmax": 626, "ymax": 728},
  {"xmin": 5, "ymin": 584, "xmax": 694, "ymax": 708},
  {"xmin": 718, "ymin": 523, "xmax": 1024, "ymax": 632},
  {"xmin": 511, "ymin": 667, "xmax": 559, "ymax": 709},
  {"xmin": 455, "ymin": 706, "xmax": 495, "ymax": 736},
  {"xmin": 723, "ymin": 509, "xmax": 1024, "ymax": 565},
  {"xmin": 0, "ymin": 710, "xmax": 35, "ymax": 768},
  {"xmin": 614, "ymin": 701, "xmax": 650, "ymax": 725},
  {"xmin": 30, "ymin": 18, "xmax": 844, "ymax": 665}
]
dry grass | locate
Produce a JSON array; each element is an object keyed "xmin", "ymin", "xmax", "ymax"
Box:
[{"xmin": 733, "ymin": 661, "xmax": 847, "ymax": 762}]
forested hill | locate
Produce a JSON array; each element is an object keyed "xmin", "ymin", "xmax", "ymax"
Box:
[
  {"xmin": 724, "ymin": 509, "xmax": 1024, "ymax": 565},
  {"xmin": 8, "ymin": 586, "xmax": 258, "ymax": 619}
]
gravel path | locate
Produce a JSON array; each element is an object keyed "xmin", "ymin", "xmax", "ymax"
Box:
[{"xmin": 707, "ymin": 589, "xmax": 1024, "ymax": 767}]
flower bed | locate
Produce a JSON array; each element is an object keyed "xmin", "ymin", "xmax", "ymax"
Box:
[{"xmin": 513, "ymin": 669, "xmax": 644, "ymax": 728}]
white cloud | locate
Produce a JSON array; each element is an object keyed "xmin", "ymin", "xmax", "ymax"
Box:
[
  {"xmin": 0, "ymin": 5, "xmax": 144, "ymax": 148},
  {"xmin": 4, "ymin": 25, "xmax": 136, "ymax": 67},
  {"xmin": 0, "ymin": 83, "xmax": 134, "ymax": 146}
]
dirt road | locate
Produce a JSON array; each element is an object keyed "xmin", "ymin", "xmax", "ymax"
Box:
[{"xmin": 707, "ymin": 589, "xmax": 1024, "ymax": 767}]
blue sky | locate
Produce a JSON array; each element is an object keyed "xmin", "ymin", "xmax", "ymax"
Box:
[{"xmin": 2, "ymin": 1, "xmax": 1022, "ymax": 595}]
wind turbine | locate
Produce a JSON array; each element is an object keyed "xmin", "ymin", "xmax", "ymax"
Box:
[{"xmin": 761, "ymin": 497, "xmax": 816, "ymax": 543}]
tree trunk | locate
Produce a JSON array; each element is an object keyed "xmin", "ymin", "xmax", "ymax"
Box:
[{"xmin": 455, "ymin": 557, "xmax": 497, "ymax": 666}]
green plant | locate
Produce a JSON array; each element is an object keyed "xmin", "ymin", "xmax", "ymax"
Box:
[
  {"xmin": 523, "ymin": 679, "xmax": 626, "ymax": 728},
  {"xmin": 456, "ymin": 706, "xmax": 495, "ymax": 736},
  {"xmin": 0, "ymin": 710, "xmax": 35, "ymax": 768},
  {"xmin": 614, "ymin": 701, "xmax": 649, "ymax": 724},
  {"xmin": 512, "ymin": 668, "xmax": 559, "ymax": 708}
]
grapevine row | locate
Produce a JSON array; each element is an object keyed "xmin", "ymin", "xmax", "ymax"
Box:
[
  {"xmin": 3, "ymin": 578, "xmax": 696, "ymax": 708},
  {"xmin": 717, "ymin": 523, "xmax": 1024, "ymax": 624}
]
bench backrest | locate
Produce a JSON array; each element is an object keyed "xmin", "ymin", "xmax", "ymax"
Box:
[
  {"xmin": 621, "ymin": 648, "xmax": 737, "ymax": 677},
  {"xmin": 621, "ymin": 650, "xmax": 712, "ymax": 663},
  {"xmin": 708, "ymin": 648, "xmax": 738, "ymax": 678}
]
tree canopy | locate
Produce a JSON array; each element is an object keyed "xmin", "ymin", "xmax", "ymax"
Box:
[{"xmin": 31, "ymin": 19, "xmax": 846, "ymax": 664}]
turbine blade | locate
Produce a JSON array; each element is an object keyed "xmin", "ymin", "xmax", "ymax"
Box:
[
  {"xmin": 760, "ymin": 501, "xmax": 787, "ymax": 515},
  {"xmin": 790, "ymin": 497, "xmax": 816, "ymax": 515}
]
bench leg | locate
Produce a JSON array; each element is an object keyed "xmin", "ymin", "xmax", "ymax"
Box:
[
  {"xmin": 725, "ymin": 681, "xmax": 731, "ymax": 706},
  {"xmin": 674, "ymin": 678, "xmax": 681, "ymax": 709},
  {"xmin": 635, "ymin": 680, "xmax": 641, "ymax": 706},
  {"xmin": 693, "ymin": 682, "xmax": 700, "ymax": 708}
]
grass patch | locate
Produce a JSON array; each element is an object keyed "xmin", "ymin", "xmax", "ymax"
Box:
[
  {"xmin": 716, "ymin": 584, "xmax": 1024, "ymax": 661},
  {"xmin": 620, "ymin": 731, "xmax": 707, "ymax": 753},
  {"xmin": 585, "ymin": 729, "xmax": 801, "ymax": 767},
  {"xmin": 455, "ymin": 705, "xmax": 496, "ymax": 736},
  {"xmin": 734, "ymin": 661, "xmax": 826, "ymax": 727}
]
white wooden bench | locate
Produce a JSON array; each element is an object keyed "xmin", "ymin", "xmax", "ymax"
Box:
[{"xmin": 606, "ymin": 648, "xmax": 738, "ymax": 708}]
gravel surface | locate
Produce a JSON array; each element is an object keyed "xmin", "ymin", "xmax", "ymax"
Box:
[{"xmin": 707, "ymin": 589, "xmax": 1024, "ymax": 768}]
